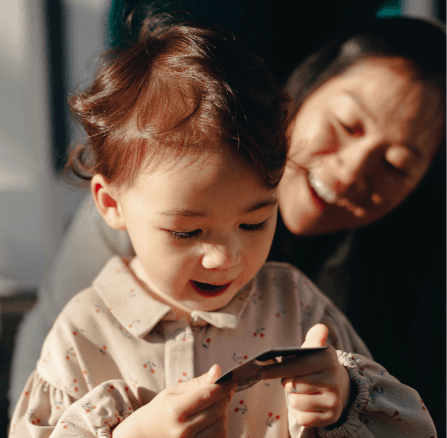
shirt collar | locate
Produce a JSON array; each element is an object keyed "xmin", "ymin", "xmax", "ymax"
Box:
[{"xmin": 93, "ymin": 257, "xmax": 256, "ymax": 337}]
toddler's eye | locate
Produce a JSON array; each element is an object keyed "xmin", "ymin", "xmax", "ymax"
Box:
[
  {"xmin": 239, "ymin": 220, "xmax": 268, "ymax": 232},
  {"xmin": 383, "ymin": 160, "xmax": 407, "ymax": 177},
  {"xmin": 167, "ymin": 229, "xmax": 201, "ymax": 240}
]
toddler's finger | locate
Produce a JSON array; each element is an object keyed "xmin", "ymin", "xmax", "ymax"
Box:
[
  {"xmin": 293, "ymin": 410, "xmax": 338, "ymax": 429},
  {"xmin": 195, "ymin": 412, "xmax": 227, "ymax": 438},
  {"xmin": 204, "ymin": 364, "xmax": 222, "ymax": 384},
  {"xmin": 287, "ymin": 391, "xmax": 329, "ymax": 413},
  {"xmin": 172, "ymin": 365, "xmax": 230, "ymax": 394},
  {"xmin": 282, "ymin": 377, "xmax": 321, "ymax": 396},
  {"xmin": 186, "ymin": 392, "xmax": 232, "ymax": 434},
  {"xmin": 301, "ymin": 324, "xmax": 329, "ymax": 348},
  {"xmin": 171, "ymin": 365, "xmax": 236, "ymax": 417}
]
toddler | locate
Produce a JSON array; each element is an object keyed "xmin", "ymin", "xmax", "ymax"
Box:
[{"xmin": 9, "ymin": 9, "xmax": 436, "ymax": 438}]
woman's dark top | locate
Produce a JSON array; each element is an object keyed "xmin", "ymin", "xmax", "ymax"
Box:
[{"xmin": 269, "ymin": 195, "xmax": 446, "ymax": 435}]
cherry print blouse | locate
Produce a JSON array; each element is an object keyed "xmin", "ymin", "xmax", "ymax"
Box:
[{"xmin": 9, "ymin": 257, "xmax": 437, "ymax": 437}]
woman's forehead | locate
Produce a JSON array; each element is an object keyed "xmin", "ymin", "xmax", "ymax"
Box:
[{"xmin": 338, "ymin": 57, "xmax": 444, "ymax": 148}]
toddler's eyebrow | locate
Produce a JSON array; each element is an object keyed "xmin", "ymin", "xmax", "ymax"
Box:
[
  {"xmin": 157, "ymin": 197, "xmax": 278, "ymax": 218},
  {"xmin": 243, "ymin": 197, "xmax": 278, "ymax": 213}
]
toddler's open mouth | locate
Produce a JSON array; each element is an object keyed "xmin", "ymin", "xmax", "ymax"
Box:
[{"xmin": 190, "ymin": 280, "xmax": 232, "ymax": 297}]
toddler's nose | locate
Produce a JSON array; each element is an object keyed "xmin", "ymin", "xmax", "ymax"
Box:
[{"xmin": 201, "ymin": 243, "xmax": 241, "ymax": 270}]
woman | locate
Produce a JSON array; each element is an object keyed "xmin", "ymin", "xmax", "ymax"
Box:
[
  {"xmin": 9, "ymin": 15, "xmax": 445, "ymax": 433},
  {"xmin": 269, "ymin": 17, "xmax": 446, "ymax": 433}
]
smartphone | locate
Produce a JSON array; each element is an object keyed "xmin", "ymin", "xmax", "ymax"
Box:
[{"xmin": 216, "ymin": 346, "xmax": 327, "ymax": 392}]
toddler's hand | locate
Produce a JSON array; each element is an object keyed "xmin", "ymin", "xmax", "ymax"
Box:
[
  {"xmin": 259, "ymin": 324, "xmax": 351, "ymax": 428},
  {"xmin": 113, "ymin": 364, "xmax": 236, "ymax": 438}
]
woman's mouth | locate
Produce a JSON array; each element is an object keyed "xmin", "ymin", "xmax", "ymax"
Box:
[
  {"xmin": 190, "ymin": 280, "xmax": 232, "ymax": 298},
  {"xmin": 308, "ymin": 172, "xmax": 366, "ymax": 218},
  {"xmin": 308, "ymin": 172, "xmax": 337, "ymax": 204}
]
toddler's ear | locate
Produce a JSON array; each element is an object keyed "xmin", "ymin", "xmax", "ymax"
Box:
[{"xmin": 91, "ymin": 174, "xmax": 126, "ymax": 230}]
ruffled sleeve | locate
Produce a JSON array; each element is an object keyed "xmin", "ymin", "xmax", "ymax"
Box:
[
  {"xmin": 9, "ymin": 372, "xmax": 138, "ymax": 438},
  {"xmin": 294, "ymin": 278, "xmax": 436, "ymax": 438},
  {"xmin": 318, "ymin": 352, "xmax": 437, "ymax": 437},
  {"xmin": 296, "ymin": 275, "xmax": 437, "ymax": 437}
]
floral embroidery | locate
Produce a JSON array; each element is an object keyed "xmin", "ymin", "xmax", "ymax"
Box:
[
  {"xmin": 253, "ymin": 328, "xmax": 265, "ymax": 338},
  {"xmin": 60, "ymin": 420, "xmax": 75, "ymax": 429},
  {"xmin": 28, "ymin": 409, "xmax": 41, "ymax": 425},
  {"xmin": 232, "ymin": 352, "xmax": 248, "ymax": 364},
  {"xmin": 118, "ymin": 325, "xmax": 133, "ymax": 340},
  {"xmin": 300, "ymin": 301, "xmax": 312, "ymax": 317},
  {"xmin": 128, "ymin": 377, "xmax": 139, "ymax": 388},
  {"xmin": 178, "ymin": 372, "xmax": 190, "ymax": 383},
  {"xmin": 53, "ymin": 400, "xmax": 63, "ymax": 411},
  {"xmin": 72, "ymin": 329, "xmax": 84, "ymax": 337},
  {"xmin": 266, "ymin": 412, "xmax": 280, "ymax": 427},
  {"xmin": 82, "ymin": 370, "xmax": 93, "ymax": 386},
  {"xmin": 65, "ymin": 347, "xmax": 76, "ymax": 360},
  {"xmin": 82, "ymin": 402, "xmax": 97, "ymax": 413},
  {"xmin": 64, "ymin": 378, "xmax": 80, "ymax": 394},
  {"xmin": 203, "ymin": 337, "xmax": 211, "ymax": 349},
  {"xmin": 373, "ymin": 386, "xmax": 384, "ymax": 394},
  {"xmin": 144, "ymin": 361, "xmax": 157, "ymax": 373},
  {"xmin": 41, "ymin": 351, "xmax": 53, "ymax": 364},
  {"xmin": 234, "ymin": 400, "xmax": 248, "ymax": 414},
  {"xmin": 249, "ymin": 291, "xmax": 263, "ymax": 304}
]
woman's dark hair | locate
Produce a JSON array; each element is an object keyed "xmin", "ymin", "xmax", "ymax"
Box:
[
  {"xmin": 67, "ymin": 6, "xmax": 288, "ymax": 189},
  {"xmin": 285, "ymin": 16, "xmax": 446, "ymax": 240},
  {"xmin": 285, "ymin": 17, "xmax": 446, "ymax": 126}
]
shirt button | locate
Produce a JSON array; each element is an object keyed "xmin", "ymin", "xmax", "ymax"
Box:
[{"xmin": 174, "ymin": 329, "xmax": 186, "ymax": 341}]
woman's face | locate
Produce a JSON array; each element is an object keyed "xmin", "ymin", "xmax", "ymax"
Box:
[{"xmin": 279, "ymin": 57, "xmax": 444, "ymax": 235}]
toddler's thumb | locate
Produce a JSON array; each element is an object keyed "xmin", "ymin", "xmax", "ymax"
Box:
[
  {"xmin": 301, "ymin": 323, "xmax": 329, "ymax": 348},
  {"xmin": 200, "ymin": 364, "xmax": 222, "ymax": 385}
]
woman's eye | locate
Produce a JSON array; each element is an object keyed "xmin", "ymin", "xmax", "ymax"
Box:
[
  {"xmin": 384, "ymin": 160, "xmax": 407, "ymax": 177},
  {"xmin": 167, "ymin": 229, "xmax": 201, "ymax": 240},
  {"xmin": 239, "ymin": 220, "xmax": 268, "ymax": 232},
  {"xmin": 342, "ymin": 122, "xmax": 364, "ymax": 137}
]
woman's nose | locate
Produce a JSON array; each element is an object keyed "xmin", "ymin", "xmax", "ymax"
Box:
[
  {"xmin": 331, "ymin": 139, "xmax": 377, "ymax": 194},
  {"xmin": 201, "ymin": 240, "xmax": 242, "ymax": 270}
]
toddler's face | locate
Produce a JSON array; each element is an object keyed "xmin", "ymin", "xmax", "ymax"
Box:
[{"xmin": 114, "ymin": 146, "xmax": 278, "ymax": 314}]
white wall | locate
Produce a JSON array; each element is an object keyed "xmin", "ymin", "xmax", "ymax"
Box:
[
  {"xmin": 0, "ymin": 0, "xmax": 62, "ymax": 290},
  {"xmin": 0, "ymin": 0, "xmax": 110, "ymax": 292}
]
